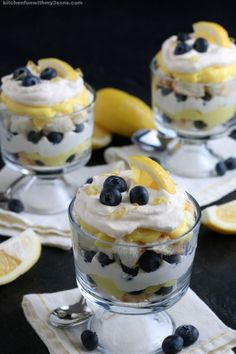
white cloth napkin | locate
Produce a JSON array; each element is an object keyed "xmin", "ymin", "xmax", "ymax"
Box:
[
  {"xmin": 22, "ymin": 287, "xmax": 236, "ymax": 354},
  {"xmin": 104, "ymin": 137, "xmax": 236, "ymax": 207}
]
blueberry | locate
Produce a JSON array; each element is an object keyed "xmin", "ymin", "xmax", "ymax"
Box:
[
  {"xmin": 215, "ymin": 161, "xmax": 227, "ymax": 176},
  {"xmin": 103, "ymin": 176, "xmax": 127, "ymax": 193},
  {"xmin": 202, "ymin": 92, "xmax": 212, "ymax": 101},
  {"xmin": 8, "ymin": 198, "xmax": 24, "ymax": 213},
  {"xmin": 130, "ymin": 186, "xmax": 149, "ymax": 205},
  {"xmin": 22, "ymin": 75, "xmax": 41, "ymax": 87},
  {"xmin": 100, "ymin": 188, "xmax": 122, "ymax": 206},
  {"xmin": 162, "ymin": 334, "xmax": 184, "ymax": 354},
  {"xmin": 40, "ymin": 67, "xmax": 57, "ymax": 80},
  {"xmin": 35, "ymin": 160, "xmax": 45, "ymax": 166},
  {"xmin": 193, "ymin": 120, "xmax": 207, "ymax": 129},
  {"xmin": 230, "ymin": 129, "xmax": 236, "ymax": 140},
  {"xmin": 13, "ymin": 67, "xmax": 30, "ymax": 81},
  {"xmin": 84, "ymin": 250, "xmax": 96, "ymax": 263},
  {"xmin": 225, "ymin": 157, "xmax": 236, "ymax": 170},
  {"xmin": 128, "ymin": 289, "xmax": 144, "ymax": 295},
  {"xmin": 175, "ymin": 93, "xmax": 187, "ymax": 102},
  {"xmin": 47, "ymin": 132, "xmax": 64, "ymax": 144},
  {"xmin": 155, "ymin": 286, "xmax": 173, "ymax": 295},
  {"xmin": 74, "ymin": 123, "xmax": 85, "ymax": 133},
  {"xmin": 175, "ymin": 325, "xmax": 199, "ymax": 347},
  {"xmin": 163, "ymin": 255, "xmax": 181, "ymax": 264},
  {"xmin": 86, "ymin": 177, "xmax": 93, "ymax": 184},
  {"xmin": 177, "ymin": 33, "xmax": 190, "ymax": 42},
  {"xmin": 139, "ymin": 251, "xmax": 162, "ymax": 273},
  {"xmin": 174, "ymin": 42, "xmax": 191, "ymax": 55},
  {"xmin": 81, "ymin": 330, "xmax": 98, "ymax": 351},
  {"xmin": 27, "ymin": 131, "xmax": 44, "ymax": 144},
  {"xmin": 161, "ymin": 87, "xmax": 172, "ymax": 96},
  {"xmin": 98, "ymin": 252, "xmax": 114, "ymax": 267},
  {"xmin": 121, "ymin": 263, "xmax": 139, "ymax": 277},
  {"xmin": 66, "ymin": 154, "xmax": 76, "ymax": 163},
  {"xmin": 193, "ymin": 37, "xmax": 208, "ymax": 53},
  {"xmin": 149, "ymin": 156, "xmax": 161, "ymax": 164}
]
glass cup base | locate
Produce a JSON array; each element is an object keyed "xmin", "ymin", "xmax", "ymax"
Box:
[
  {"xmin": 88, "ymin": 310, "xmax": 175, "ymax": 354},
  {"xmin": 11, "ymin": 175, "xmax": 77, "ymax": 214},
  {"xmin": 162, "ymin": 138, "xmax": 221, "ymax": 178}
]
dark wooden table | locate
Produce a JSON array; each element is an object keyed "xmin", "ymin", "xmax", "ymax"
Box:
[{"xmin": 0, "ymin": 1, "xmax": 236, "ymax": 353}]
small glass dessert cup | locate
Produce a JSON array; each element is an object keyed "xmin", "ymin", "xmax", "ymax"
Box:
[
  {"xmin": 150, "ymin": 22, "xmax": 236, "ymax": 178},
  {"xmin": 69, "ymin": 157, "xmax": 201, "ymax": 354},
  {"xmin": 0, "ymin": 58, "xmax": 95, "ymax": 214}
]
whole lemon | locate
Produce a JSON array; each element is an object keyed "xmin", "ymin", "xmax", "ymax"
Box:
[{"xmin": 95, "ymin": 88, "xmax": 155, "ymax": 137}]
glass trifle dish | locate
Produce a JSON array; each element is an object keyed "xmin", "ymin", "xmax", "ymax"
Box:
[
  {"xmin": 151, "ymin": 21, "xmax": 236, "ymax": 177},
  {"xmin": 0, "ymin": 58, "xmax": 95, "ymax": 214},
  {"xmin": 69, "ymin": 156, "xmax": 201, "ymax": 353}
]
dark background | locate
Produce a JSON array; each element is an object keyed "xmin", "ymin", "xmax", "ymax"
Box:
[{"xmin": 0, "ymin": 1, "xmax": 236, "ymax": 353}]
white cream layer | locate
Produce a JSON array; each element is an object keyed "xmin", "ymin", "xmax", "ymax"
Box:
[
  {"xmin": 161, "ymin": 35, "xmax": 236, "ymax": 73},
  {"xmin": 1, "ymin": 74, "xmax": 84, "ymax": 106},
  {"xmin": 1, "ymin": 122, "xmax": 93, "ymax": 157},
  {"xmin": 154, "ymin": 88, "xmax": 236, "ymax": 115},
  {"xmin": 77, "ymin": 252, "xmax": 195, "ymax": 292},
  {"xmin": 73, "ymin": 170, "xmax": 188, "ymax": 239}
]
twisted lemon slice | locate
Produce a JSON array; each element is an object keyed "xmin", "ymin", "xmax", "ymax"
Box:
[
  {"xmin": 202, "ymin": 201, "xmax": 236, "ymax": 234},
  {"xmin": 0, "ymin": 229, "xmax": 41, "ymax": 285},
  {"xmin": 193, "ymin": 21, "xmax": 231, "ymax": 48},
  {"xmin": 128, "ymin": 156, "xmax": 176, "ymax": 194},
  {"xmin": 38, "ymin": 58, "xmax": 78, "ymax": 80}
]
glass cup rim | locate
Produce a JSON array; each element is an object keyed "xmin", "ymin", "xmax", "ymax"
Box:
[
  {"xmin": 68, "ymin": 192, "xmax": 201, "ymax": 249},
  {"xmin": 0, "ymin": 82, "xmax": 96, "ymax": 118},
  {"xmin": 150, "ymin": 56, "xmax": 236, "ymax": 87}
]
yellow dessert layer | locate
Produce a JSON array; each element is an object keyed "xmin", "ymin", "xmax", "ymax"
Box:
[
  {"xmin": 78, "ymin": 210, "xmax": 190, "ymax": 245},
  {"xmin": 157, "ymin": 103, "xmax": 236, "ymax": 126},
  {"xmin": 0, "ymin": 86, "xmax": 90, "ymax": 129},
  {"xmin": 157, "ymin": 52, "xmax": 236, "ymax": 83},
  {"xmin": 19, "ymin": 138, "xmax": 91, "ymax": 167}
]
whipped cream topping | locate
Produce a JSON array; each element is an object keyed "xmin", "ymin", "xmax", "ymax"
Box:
[
  {"xmin": 1, "ymin": 74, "xmax": 85, "ymax": 106},
  {"xmin": 73, "ymin": 170, "xmax": 188, "ymax": 239},
  {"xmin": 161, "ymin": 35, "xmax": 236, "ymax": 73}
]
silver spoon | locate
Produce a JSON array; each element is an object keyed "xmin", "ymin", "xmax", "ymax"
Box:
[
  {"xmin": 132, "ymin": 128, "xmax": 176, "ymax": 152},
  {"xmin": 49, "ymin": 296, "xmax": 93, "ymax": 328}
]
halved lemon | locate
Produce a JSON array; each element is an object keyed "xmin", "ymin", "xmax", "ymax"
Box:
[
  {"xmin": 202, "ymin": 200, "xmax": 236, "ymax": 234},
  {"xmin": 38, "ymin": 58, "xmax": 78, "ymax": 80},
  {"xmin": 193, "ymin": 21, "xmax": 231, "ymax": 48},
  {"xmin": 128, "ymin": 156, "xmax": 176, "ymax": 194},
  {"xmin": 92, "ymin": 124, "xmax": 112, "ymax": 149},
  {"xmin": 0, "ymin": 229, "xmax": 41, "ymax": 286}
]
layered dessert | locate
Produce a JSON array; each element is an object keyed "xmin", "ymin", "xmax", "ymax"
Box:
[
  {"xmin": 0, "ymin": 58, "xmax": 94, "ymax": 170},
  {"xmin": 71, "ymin": 156, "xmax": 199, "ymax": 304},
  {"xmin": 151, "ymin": 21, "xmax": 236, "ymax": 133}
]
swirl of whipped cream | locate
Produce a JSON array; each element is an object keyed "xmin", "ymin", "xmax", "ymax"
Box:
[
  {"xmin": 73, "ymin": 170, "xmax": 188, "ymax": 239},
  {"xmin": 161, "ymin": 35, "xmax": 236, "ymax": 73},
  {"xmin": 1, "ymin": 74, "xmax": 84, "ymax": 106}
]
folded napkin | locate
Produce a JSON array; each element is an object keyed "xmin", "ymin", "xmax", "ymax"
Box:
[
  {"xmin": 0, "ymin": 164, "xmax": 111, "ymax": 249},
  {"xmin": 104, "ymin": 137, "xmax": 236, "ymax": 207},
  {"xmin": 22, "ymin": 287, "xmax": 236, "ymax": 354}
]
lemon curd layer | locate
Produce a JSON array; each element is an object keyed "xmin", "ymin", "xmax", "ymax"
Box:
[{"xmin": 19, "ymin": 138, "xmax": 91, "ymax": 166}]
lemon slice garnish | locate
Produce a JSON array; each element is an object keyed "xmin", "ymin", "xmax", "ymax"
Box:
[
  {"xmin": 202, "ymin": 200, "xmax": 236, "ymax": 234},
  {"xmin": 193, "ymin": 21, "xmax": 231, "ymax": 48},
  {"xmin": 92, "ymin": 124, "xmax": 112, "ymax": 150},
  {"xmin": 128, "ymin": 156, "xmax": 176, "ymax": 194},
  {"xmin": 0, "ymin": 229, "xmax": 41, "ymax": 285},
  {"xmin": 38, "ymin": 58, "xmax": 78, "ymax": 80}
]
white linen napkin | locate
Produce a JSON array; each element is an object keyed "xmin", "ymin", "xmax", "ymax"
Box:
[
  {"xmin": 22, "ymin": 287, "xmax": 236, "ymax": 354},
  {"xmin": 104, "ymin": 137, "xmax": 236, "ymax": 207}
]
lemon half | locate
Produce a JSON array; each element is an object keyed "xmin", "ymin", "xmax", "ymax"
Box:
[
  {"xmin": 202, "ymin": 200, "xmax": 236, "ymax": 234},
  {"xmin": 0, "ymin": 229, "xmax": 41, "ymax": 285}
]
